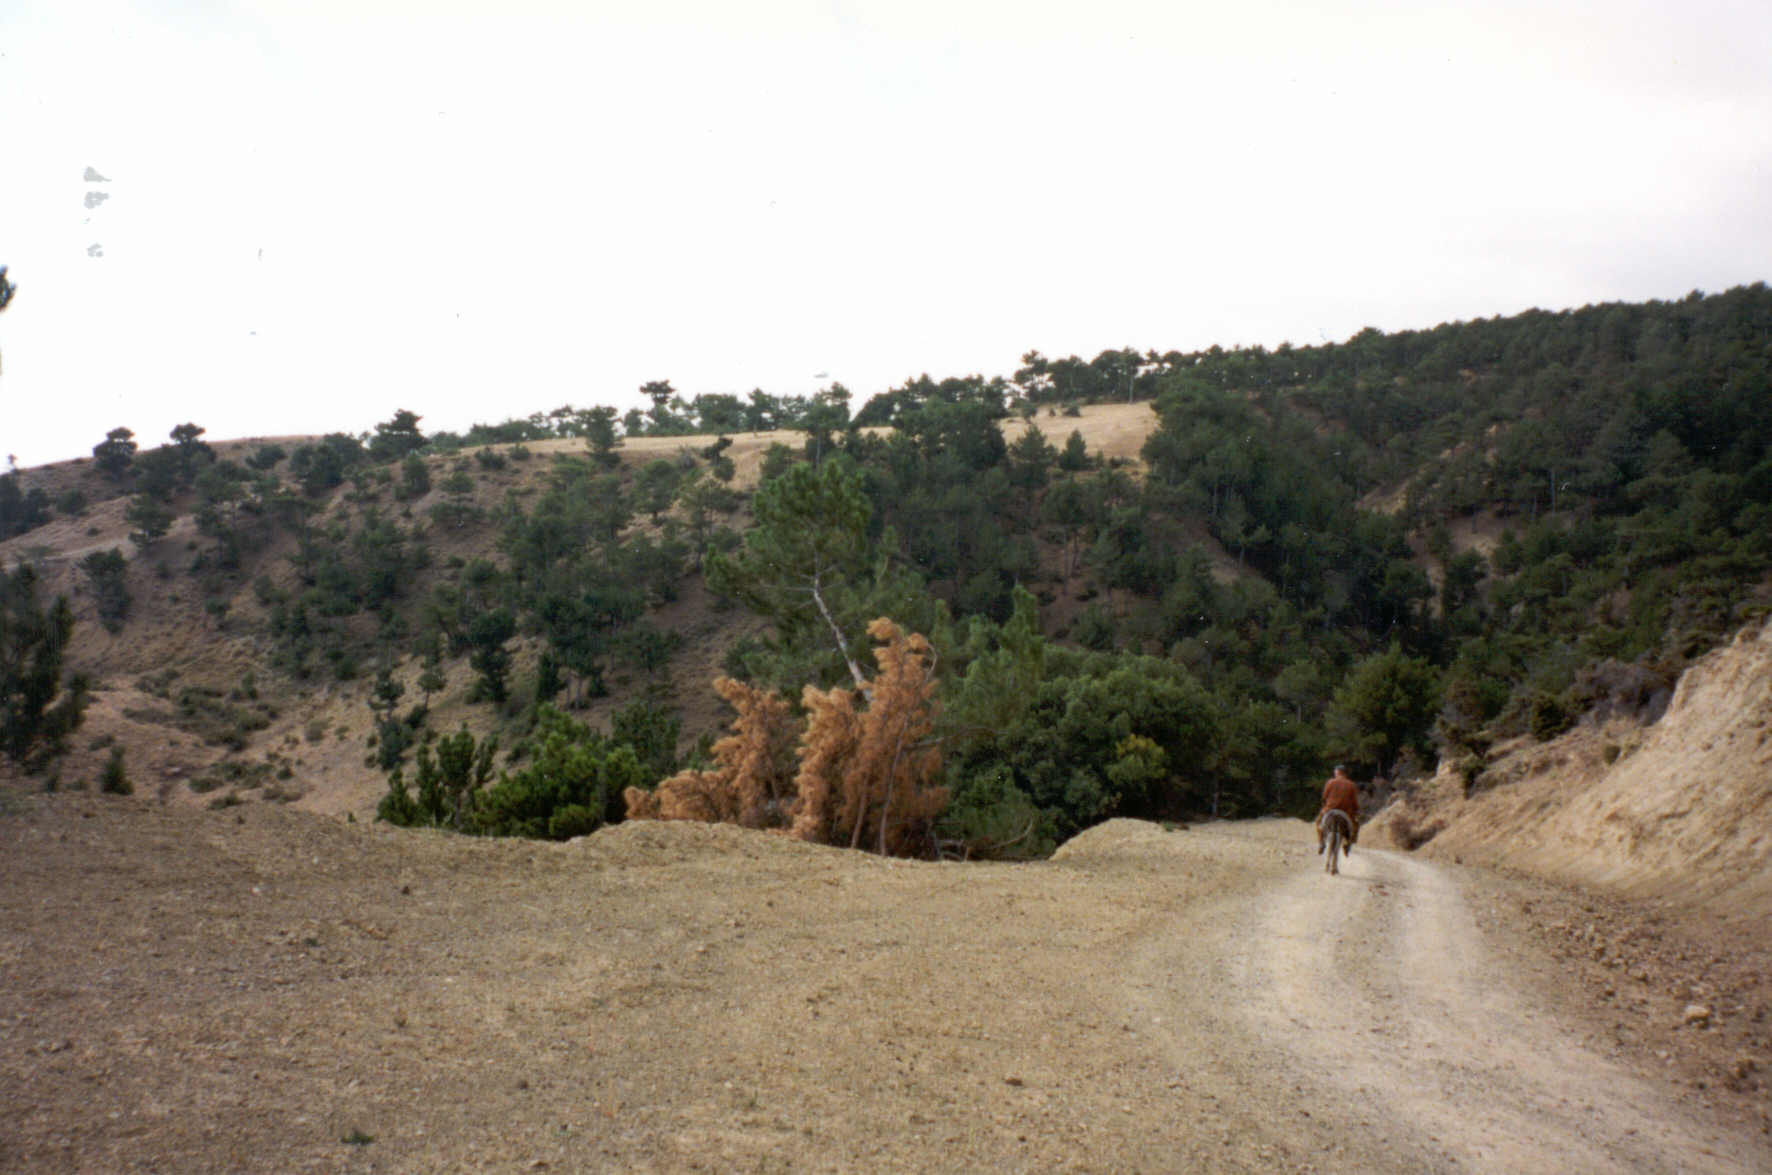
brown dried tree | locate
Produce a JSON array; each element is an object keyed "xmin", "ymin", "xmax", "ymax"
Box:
[
  {"xmin": 628, "ymin": 619, "xmax": 946, "ymax": 857},
  {"xmin": 623, "ymin": 676, "xmax": 798, "ymax": 827},
  {"xmin": 791, "ymin": 618, "xmax": 946, "ymax": 856}
]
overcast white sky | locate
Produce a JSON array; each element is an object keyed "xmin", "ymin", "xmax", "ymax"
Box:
[{"xmin": 2, "ymin": 0, "xmax": 1770, "ymax": 467}]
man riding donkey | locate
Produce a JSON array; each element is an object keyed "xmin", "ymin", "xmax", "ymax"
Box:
[{"xmin": 1316, "ymin": 764, "xmax": 1360, "ymax": 855}]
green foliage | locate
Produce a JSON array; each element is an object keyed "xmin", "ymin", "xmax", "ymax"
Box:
[
  {"xmin": 369, "ymin": 409, "xmax": 427, "ymax": 462},
  {"xmin": 125, "ymin": 494, "xmax": 174, "ymax": 547},
  {"xmin": 938, "ymin": 766, "xmax": 1055, "ymax": 860},
  {"xmin": 938, "ymin": 594, "xmax": 1217, "ymax": 836},
  {"xmin": 0, "ymin": 473, "xmax": 51, "ymax": 539},
  {"xmin": 129, "ymin": 447, "xmax": 182, "ymax": 501},
  {"xmin": 366, "ymin": 664, "xmax": 411, "ymax": 768},
  {"xmin": 634, "ymin": 458, "xmax": 681, "ymax": 521},
  {"xmin": 257, "ymin": 509, "xmax": 427, "ymax": 679},
  {"xmin": 133, "ymin": 684, "xmax": 276, "ymax": 751},
  {"xmin": 676, "ymin": 469, "xmax": 741, "ymax": 563},
  {"xmin": 192, "ymin": 461, "xmax": 274, "ymax": 570},
  {"xmin": 429, "ymin": 468, "xmax": 482, "ymax": 528},
  {"xmin": 610, "ymin": 695, "xmax": 680, "ymax": 781},
  {"xmin": 1006, "ymin": 424, "xmax": 1057, "ymax": 493},
  {"xmin": 1326, "ymin": 646, "xmax": 1442, "ymax": 777},
  {"xmin": 376, "ymin": 707, "xmax": 659, "ymax": 840},
  {"xmin": 99, "ymin": 746, "xmax": 131, "ymax": 795},
  {"xmin": 92, "ymin": 427, "xmax": 137, "ymax": 479},
  {"xmin": 1, "ymin": 564, "xmax": 90, "ymax": 768},
  {"xmin": 532, "ymin": 648, "xmax": 564, "ymax": 704},
  {"xmin": 489, "ymin": 456, "xmax": 663, "ymax": 700},
  {"xmin": 758, "ymin": 442, "xmax": 796, "ymax": 484},
  {"xmin": 396, "ymin": 454, "xmax": 431, "ymax": 500},
  {"xmin": 640, "ymin": 378, "xmax": 685, "ymax": 435},
  {"xmin": 15, "ymin": 283, "xmax": 1771, "ymax": 855},
  {"xmin": 1527, "ymin": 690, "xmax": 1575, "ymax": 742},
  {"xmin": 415, "ymin": 644, "xmax": 447, "ymax": 706},
  {"xmin": 466, "ymin": 608, "xmax": 516, "ymax": 703},
  {"xmin": 1071, "ymin": 603, "xmax": 1117, "ymax": 651},
  {"xmin": 377, "ymin": 725, "xmax": 498, "ymax": 829},
  {"xmin": 78, "ymin": 548, "xmax": 131, "ymax": 632},
  {"xmin": 691, "ymin": 396, "xmax": 746, "ymax": 434},
  {"xmin": 581, "ymin": 405, "xmax": 623, "ymax": 467},
  {"xmin": 705, "ymin": 458, "xmax": 876, "ymax": 688},
  {"xmin": 471, "ymin": 706, "xmax": 649, "ymax": 838},
  {"xmin": 244, "ymin": 443, "xmax": 286, "ymax": 471},
  {"xmin": 168, "ymin": 423, "xmax": 215, "ymax": 478},
  {"xmin": 289, "ymin": 433, "xmax": 367, "ymax": 496},
  {"xmin": 1058, "ymin": 429, "xmax": 1090, "ymax": 471}
]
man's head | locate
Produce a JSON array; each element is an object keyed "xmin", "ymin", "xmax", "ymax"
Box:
[{"xmin": 1333, "ymin": 764, "xmax": 1347, "ymax": 777}]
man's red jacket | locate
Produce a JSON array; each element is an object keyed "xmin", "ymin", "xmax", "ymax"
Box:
[{"xmin": 1320, "ymin": 773, "xmax": 1359, "ymax": 820}]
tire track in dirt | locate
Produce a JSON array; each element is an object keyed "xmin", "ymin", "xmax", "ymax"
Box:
[{"xmin": 1126, "ymin": 824, "xmax": 1771, "ymax": 1174}]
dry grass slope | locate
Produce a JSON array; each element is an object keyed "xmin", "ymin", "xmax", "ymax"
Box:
[{"xmin": 0, "ymin": 405, "xmax": 1159, "ymax": 818}]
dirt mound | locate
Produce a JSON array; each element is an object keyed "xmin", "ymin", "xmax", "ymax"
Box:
[
  {"xmin": 578, "ymin": 817, "xmax": 844, "ymax": 868},
  {"xmin": 1371, "ymin": 621, "xmax": 1772, "ymax": 922},
  {"xmin": 1047, "ymin": 816, "xmax": 1175, "ymax": 864}
]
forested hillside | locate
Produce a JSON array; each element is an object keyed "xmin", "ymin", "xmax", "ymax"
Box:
[{"xmin": 4, "ymin": 284, "xmax": 1769, "ymax": 857}]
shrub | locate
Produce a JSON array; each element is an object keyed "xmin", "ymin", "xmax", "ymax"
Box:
[
  {"xmin": 937, "ymin": 766, "xmax": 1054, "ymax": 860},
  {"xmin": 99, "ymin": 747, "xmax": 131, "ymax": 795},
  {"xmin": 1527, "ymin": 690, "xmax": 1574, "ymax": 742},
  {"xmin": 395, "ymin": 454, "xmax": 431, "ymax": 500},
  {"xmin": 79, "ymin": 549, "xmax": 131, "ymax": 632},
  {"xmin": 471, "ymin": 708, "xmax": 647, "ymax": 838},
  {"xmin": 244, "ymin": 444, "xmax": 286, "ymax": 471},
  {"xmin": 1, "ymin": 564, "xmax": 91, "ymax": 768},
  {"xmin": 377, "ymin": 726, "xmax": 497, "ymax": 829}
]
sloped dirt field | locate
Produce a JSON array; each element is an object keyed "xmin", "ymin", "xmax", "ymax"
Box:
[{"xmin": 2, "ymin": 795, "xmax": 1768, "ymax": 1173}]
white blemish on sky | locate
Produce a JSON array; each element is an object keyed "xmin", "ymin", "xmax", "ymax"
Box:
[{"xmin": 1, "ymin": 0, "xmax": 1769, "ymax": 466}]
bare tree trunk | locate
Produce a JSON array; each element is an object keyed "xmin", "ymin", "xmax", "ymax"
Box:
[
  {"xmin": 810, "ymin": 572, "xmax": 870, "ymax": 697},
  {"xmin": 876, "ymin": 744, "xmax": 909, "ymax": 856},
  {"xmin": 850, "ymin": 791, "xmax": 869, "ymax": 850}
]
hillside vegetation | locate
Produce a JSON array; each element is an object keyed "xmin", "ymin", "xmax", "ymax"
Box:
[{"xmin": 3, "ymin": 285, "xmax": 1771, "ymax": 860}]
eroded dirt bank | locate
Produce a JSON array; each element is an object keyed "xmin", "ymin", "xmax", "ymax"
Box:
[
  {"xmin": 2, "ymin": 796, "xmax": 1767, "ymax": 1173},
  {"xmin": 1372, "ymin": 621, "xmax": 1772, "ymax": 921}
]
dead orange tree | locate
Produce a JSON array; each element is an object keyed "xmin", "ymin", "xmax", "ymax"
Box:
[
  {"xmin": 624, "ymin": 676, "xmax": 799, "ymax": 826},
  {"xmin": 627, "ymin": 618, "xmax": 947, "ymax": 857},
  {"xmin": 790, "ymin": 618, "xmax": 946, "ymax": 856}
]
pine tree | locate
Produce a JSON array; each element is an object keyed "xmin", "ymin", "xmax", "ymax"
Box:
[
  {"xmin": 1, "ymin": 564, "xmax": 90, "ymax": 768},
  {"xmin": 704, "ymin": 458, "xmax": 873, "ymax": 689},
  {"xmin": 99, "ymin": 746, "xmax": 131, "ymax": 795}
]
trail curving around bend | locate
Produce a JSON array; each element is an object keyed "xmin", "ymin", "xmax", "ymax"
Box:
[{"xmin": 1125, "ymin": 823, "xmax": 1768, "ymax": 1174}]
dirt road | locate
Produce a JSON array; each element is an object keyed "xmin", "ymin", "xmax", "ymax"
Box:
[
  {"xmin": 2, "ymin": 795, "xmax": 1767, "ymax": 1172},
  {"xmin": 1129, "ymin": 823, "xmax": 1769, "ymax": 1173}
]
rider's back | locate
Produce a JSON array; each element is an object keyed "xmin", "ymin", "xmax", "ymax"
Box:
[{"xmin": 1322, "ymin": 774, "xmax": 1358, "ymax": 816}]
